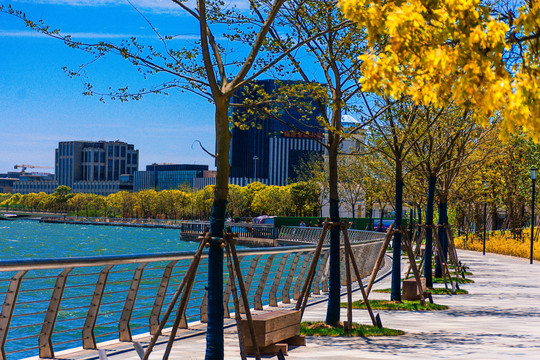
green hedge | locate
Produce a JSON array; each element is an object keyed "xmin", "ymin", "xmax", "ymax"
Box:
[{"xmin": 274, "ymin": 216, "xmax": 410, "ymax": 230}]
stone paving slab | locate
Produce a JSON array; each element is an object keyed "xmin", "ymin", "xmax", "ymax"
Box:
[{"xmin": 77, "ymin": 250, "xmax": 540, "ymax": 359}]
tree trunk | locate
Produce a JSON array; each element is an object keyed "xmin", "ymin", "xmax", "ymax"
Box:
[
  {"xmin": 391, "ymin": 160, "xmax": 403, "ymax": 301},
  {"xmin": 424, "ymin": 176, "xmax": 436, "ymax": 288},
  {"xmin": 368, "ymin": 205, "xmax": 373, "ymax": 231},
  {"xmin": 205, "ymin": 98, "xmax": 231, "ymax": 360},
  {"xmin": 435, "ymin": 201, "xmax": 448, "ymax": 278},
  {"xmin": 325, "ymin": 131, "xmax": 341, "ymax": 326}
]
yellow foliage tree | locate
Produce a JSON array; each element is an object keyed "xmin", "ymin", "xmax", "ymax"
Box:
[{"xmin": 339, "ymin": 0, "xmax": 540, "ymax": 137}]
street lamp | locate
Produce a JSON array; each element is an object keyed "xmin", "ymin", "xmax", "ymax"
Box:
[
  {"xmin": 531, "ymin": 166, "xmax": 537, "ymax": 264},
  {"xmin": 482, "ymin": 180, "xmax": 488, "ymax": 256},
  {"xmin": 252, "ymin": 155, "xmax": 259, "ymax": 182}
]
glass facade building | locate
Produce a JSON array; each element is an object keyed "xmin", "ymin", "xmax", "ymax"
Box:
[
  {"xmin": 229, "ymin": 80, "xmax": 326, "ymax": 185},
  {"xmin": 134, "ymin": 164, "xmax": 209, "ymax": 191}
]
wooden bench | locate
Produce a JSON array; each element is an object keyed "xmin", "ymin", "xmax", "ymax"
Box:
[{"xmin": 239, "ymin": 309, "xmax": 305, "ymax": 355}]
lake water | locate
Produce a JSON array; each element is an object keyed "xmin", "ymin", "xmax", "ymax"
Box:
[
  {"xmin": 0, "ymin": 220, "xmax": 202, "ymax": 358},
  {"xmin": 0, "ymin": 219, "xmax": 198, "ymax": 260},
  {"xmin": 0, "ymin": 220, "xmax": 302, "ymax": 359}
]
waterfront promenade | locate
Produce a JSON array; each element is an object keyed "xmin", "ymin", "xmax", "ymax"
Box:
[{"xmin": 58, "ymin": 250, "xmax": 540, "ymax": 360}]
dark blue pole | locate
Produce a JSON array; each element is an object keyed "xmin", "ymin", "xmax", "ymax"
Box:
[
  {"xmin": 435, "ymin": 202, "xmax": 448, "ymax": 278},
  {"xmin": 326, "ymin": 198, "xmax": 341, "ymax": 325},
  {"xmin": 205, "ymin": 199, "xmax": 226, "ymax": 360},
  {"xmin": 368, "ymin": 203, "xmax": 373, "ymax": 231},
  {"xmin": 531, "ymin": 178, "xmax": 536, "ymax": 264},
  {"xmin": 391, "ymin": 175, "xmax": 403, "ymax": 301},
  {"xmin": 424, "ymin": 176, "xmax": 436, "ymax": 288}
]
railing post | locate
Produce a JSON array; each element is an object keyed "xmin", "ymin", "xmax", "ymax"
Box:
[
  {"xmin": 149, "ymin": 261, "xmax": 177, "ymax": 335},
  {"xmin": 239, "ymin": 255, "xmax": 262, "ymax": 313},
  {"xmin": 39, "ymin": 267, "xmax": 73, "ymax": 359},
  {"xmin": 223, "ymin": 256, "xmax": 244, "ymax": 318},
  {"xmin": 269, "ymin": 254, "xmax": 290, "ymax": 307},
  {"xmin": 293, "ymin": 253, "xmax": 312, "ymax": 300},
  {"xmin": 282, "ymin": 252, "xmax": 304, "ymax": 304},
  {"xmin": 254, "ymin": 255, "xmax": 275, "ymax": 310},
  {"xmin": 83, "ymin": 265, "xmax": 113, "ymax": 349},
  {"xmin": 200, "ymin": 289, "xmax": 208, "ymax": 323},
  {"xmin": 313, "ymin": 251, "xmax": 330, "ymax": 295},
  {"xmin": 119, "ymin": 263, "xmax": 147, "ymax": 342},
  {"xmin": 321, "ymin": 257, "xmax": 330, "ymax": 293},
  {"xmin": 0, "ymin": 270, "xmax": 27, "ymax": 360}
]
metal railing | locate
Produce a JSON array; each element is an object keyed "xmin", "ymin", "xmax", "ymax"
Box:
[
  {"xmin": 0, "ymin": 238, "xmax": 383, "ymax": 359},
  {"xmin": 278, "ymin": 226, "xmax": 386, "ymax": 244},
  {"xmin": 180, "ymin": 221, "xmax": 277, "ymax": 239}
]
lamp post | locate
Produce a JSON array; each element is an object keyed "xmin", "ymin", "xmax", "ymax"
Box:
[
  {"xmin": 252, "ymin": 155, "xmax": 259, "ymax": 182},
  {"xmin": 531, "ymin": 166, "xmax": 537, "ymax": 264},
  {"xmin": 482, "ymin": 180, "xmax": 488, "ymax": 256}
]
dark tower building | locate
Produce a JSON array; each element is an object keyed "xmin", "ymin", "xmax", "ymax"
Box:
[{"xmin": 229, "ymin": 80, "xmax": 325, "ymax": 185}]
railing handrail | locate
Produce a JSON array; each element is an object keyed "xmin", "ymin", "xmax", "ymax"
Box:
[
  {"xmin": 0, "ymin": 244, "xmax": 319, "ymax": 272},
  {"xmin": 278, "ymin": 226, "xmax": 386, "ymax": 244}
]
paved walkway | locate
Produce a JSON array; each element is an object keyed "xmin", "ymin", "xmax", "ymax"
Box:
[{"xmin": 78, "ymin": 250, "xmax": 540, "ymax": 360}]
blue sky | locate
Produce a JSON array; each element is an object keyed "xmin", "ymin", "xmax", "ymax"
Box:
[{"xmin": 0, "ymin": 0, "xmax": 225, "ymax": 174}]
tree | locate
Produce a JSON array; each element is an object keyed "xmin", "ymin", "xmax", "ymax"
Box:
[
  {"xmin": 226, "ymin": 184, "xmax": 250, "ymax": 219},
  {"xmin": 251, "ymin": 185, "xmax": 294, "ymax": 216},
  {"xmin": 409, "ymin": 105, "xmax": 495, "ymax": 283},
  {"xmin": 255, "ymin": 0, "xmax": 388, "ymax": 325},
  {"xmin": 52, "ymin": 185, "xmax": 73, "ymax": 212},
  {"xmin": 68, "ymin": 193, "xmax": 89, "ymax": 217},
  {"xmin": 290, "ymin": 181, "xmax": 321, "ymax": 217},
  {"xmin": 338, "ymin": 156, "xmax": 365, "ymax": 225},
  {"xmin": 1, "ymin": 1, "xmax": 312, "ymax": 355},
  {"xmin": 108, "ymin": 191, "xmax": 137, "ymax": 218},
  {"xmin": 339, "ymin": 0, "xmax": 540, "ymax": 137},
  {"xmin": 364, "ymin": 97, "xmax": 434, "ymax": 300},
  {"xmin": 194, "ymin": 185, "xmax": 214, "ymax": 220},
  {"xmin": 295, "ymin": 153, "xmax": 328, "ymax": 215},
  {"xmin": 136, "ymin": 189, "xmax": 158, "ymax": 218}
]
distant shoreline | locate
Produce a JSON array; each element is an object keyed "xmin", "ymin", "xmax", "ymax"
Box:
[{"xmin": 39, "ymin": 216, "xmax": 183, "ymax": 229}]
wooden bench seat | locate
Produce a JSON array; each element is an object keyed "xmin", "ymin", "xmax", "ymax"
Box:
[{"xmin": 239, "ymin": 309, "xmax": 304, "ymax": 355}]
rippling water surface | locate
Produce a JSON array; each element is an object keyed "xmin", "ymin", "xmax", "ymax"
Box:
[
  {"xmin": 0, "ymin": 220, "xmax": 198, "ymax": 259},
  {"xmin": 0, "ymin": 220, "xmax": 297, "ymax": 359}
]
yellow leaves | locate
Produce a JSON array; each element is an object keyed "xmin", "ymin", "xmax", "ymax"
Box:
[
  {"xmin": 455, "ymin": 230, "xmax": 540, "ymax": 261},
  {"xmin": 339, "ymin": 0, "xmax": 540, "ymax": 138}
]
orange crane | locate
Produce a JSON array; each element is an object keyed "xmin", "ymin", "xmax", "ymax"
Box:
[{"xmin": 14, "ymin": 164, "xmax": 53, "ymax": 175}]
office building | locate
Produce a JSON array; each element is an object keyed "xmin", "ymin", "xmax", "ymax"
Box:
[
  {"xmin": 10, "ymin": 140, "xmax": 138, "ymax": 195},
  {"xmin": 134, "ymin": 164, "xmax": 209, "ymax": 191},
  {"xmin": 229, "ymin": 80, "xmax": 326, "ymax": 186},
  {"xmin": 56, "ymin": 140, "xmax": 138, "ymax": 188}
]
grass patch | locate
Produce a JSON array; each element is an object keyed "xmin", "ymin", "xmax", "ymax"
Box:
[
  {"xmin": 432, "ymin": 277, "xmax": 474, "ymax": 284},
  {"xmin": 300, "ymin": 321, "xmax": 404, "ymax": 337},
  {"xmin": 373, "ymin": 288, "xmax": 468, "ymax": 295},
  {"xmin": 342, "ymin": 299, "xmax": 448, "ymax": 311}
]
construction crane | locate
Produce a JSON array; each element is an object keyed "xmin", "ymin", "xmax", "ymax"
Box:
[{"xmin": 14, "ymin": 164, "xmax": 53, "ymax": 175}]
